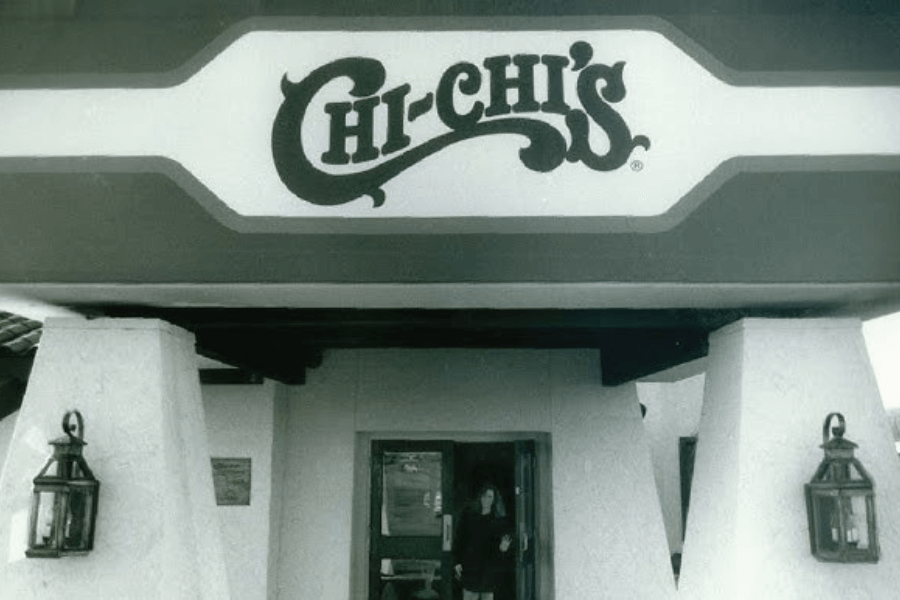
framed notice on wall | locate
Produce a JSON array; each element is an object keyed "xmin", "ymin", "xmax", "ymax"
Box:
[{"xmin": 211, "ymin": 457, "xmax": 252, "ymax": 506}]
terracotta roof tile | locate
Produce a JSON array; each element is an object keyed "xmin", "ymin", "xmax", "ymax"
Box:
[{"xmin": 0, "ymin": 311, "xmax": 42, "ymax": 356}]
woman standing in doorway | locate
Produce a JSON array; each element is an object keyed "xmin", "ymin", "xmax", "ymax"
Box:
[{"xmin": 453, "ymin": 483, "xmax": 513, "ymax": 600}]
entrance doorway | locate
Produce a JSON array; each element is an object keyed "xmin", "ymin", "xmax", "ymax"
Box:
[{"xmin": 369, "ymin": 440, "xmax": 537, "ymax": 600}]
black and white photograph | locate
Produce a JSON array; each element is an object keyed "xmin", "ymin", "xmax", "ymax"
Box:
[{"xmin": 0, "ymin": 1, "xmax": 899, "ymax": 598}]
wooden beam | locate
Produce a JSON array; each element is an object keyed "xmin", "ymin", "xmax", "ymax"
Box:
[
  {"xmin": 600, "ymin": 329, "xmax": 710, "ymax": 386},
  {"xmin": 199, "ymin": 368, "xmax": 264, "ymax": 385}
]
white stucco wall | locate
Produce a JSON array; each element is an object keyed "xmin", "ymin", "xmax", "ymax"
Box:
[
  {"xmin": 202, "ymin": 381, "xmax": 280, "ymax": 600},
  {"xmin": 0, "ymin": 318, "xmax": 229, "ymax": 599},
  {"xmin": 0, "ymin": 371, "xmax": 288, "ymax": 600},
  {"xmin": 680, "ymin": 319, "xmax": 900, "ymax": 599},
  {"xmin": 6, "ymin": 320, "xmax": 899, "ymax": 599},
  {"xmin": 274, "ymin": 348, "xmax": 676, "ymax": 599}
]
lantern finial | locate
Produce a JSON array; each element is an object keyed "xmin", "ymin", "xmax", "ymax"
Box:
[
  {"xmin": 823, "ymin": 412, "xmax": 845, "ymax": 442},
  {"xmin": 63, "ymin": 410, "xmax": 84, "ymax": 441}
]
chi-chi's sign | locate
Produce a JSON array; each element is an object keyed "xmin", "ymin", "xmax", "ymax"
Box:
[
  {"xmin": 271, "ymin": 40, "xmax": 650, "ymax": 209},
  {"xmin": 0, "ymin": 23, "xmax": 898, "ymax": 232}
]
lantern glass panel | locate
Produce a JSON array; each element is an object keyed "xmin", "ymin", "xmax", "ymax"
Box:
[
  {"xmin": 63, "ymin": 487, "xmax": 95, "ymax": 551},
  {"xmin": 812, "ymin": 493, "xmax": 840, "ymax": 553},
  {"xmin": 844, "ymin": 494, "xmax": 871, "ymax": 550},
  {"xmin": 31, "ymin": 490, "xmax": 62, "ymax": 550}
]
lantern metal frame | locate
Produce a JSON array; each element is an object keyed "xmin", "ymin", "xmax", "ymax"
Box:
[
  {"xmin": 804, "ymin": 412, "xmax": 879, "ymax": 563},
  {"xmin": 26, "ymin": 410, "xmax": 100, "ymax": 558}
]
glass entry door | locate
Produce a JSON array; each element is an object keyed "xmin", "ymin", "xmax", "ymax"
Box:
[
  {"xmin": 370, "ymin": 440, "xmax": 455, "ymax": 600},
  {"xmin": 514, "ymin": 440, "xmax": 536, "ymax": 600}
]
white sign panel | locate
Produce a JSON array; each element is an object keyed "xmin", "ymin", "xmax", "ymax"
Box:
[{"xmin": 0, "ymin": 23, "xmax": 898, "ymax": 232}]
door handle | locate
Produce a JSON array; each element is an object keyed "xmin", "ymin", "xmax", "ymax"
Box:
[{"xmin": 442, "ymin": 514, "xmax": 452, "ymax": 552}]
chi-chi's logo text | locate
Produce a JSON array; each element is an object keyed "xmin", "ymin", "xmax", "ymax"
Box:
[{"xmin": 272, "ymin": 41, "xmax": 650, "ymax": 208}]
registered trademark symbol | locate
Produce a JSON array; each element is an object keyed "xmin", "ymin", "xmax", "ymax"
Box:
[{"xmin": 631, "ymin": 160, "xmax": 644, "ymax": 172}]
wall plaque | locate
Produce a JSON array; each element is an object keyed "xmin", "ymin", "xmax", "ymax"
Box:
[{"xmin": 211, "ymin": 457, "xmax": 252, "ymax": 506}]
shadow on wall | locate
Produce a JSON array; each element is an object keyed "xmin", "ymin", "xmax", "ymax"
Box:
[{"xmin": 0, "ymin": 378, "xmax": 26, "ymax": 421}]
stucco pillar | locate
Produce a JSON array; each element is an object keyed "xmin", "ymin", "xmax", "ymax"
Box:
[
  {"xmin": 679, "ymin": 318, "xmax": 900, "ymax": 599},
  {"xmin": 0, "ymin": 318, "xmax": 229, "ymax": 599},
  {"xmin": 551, "ymin": 350, "xmax": 676, "ymax": 599}
]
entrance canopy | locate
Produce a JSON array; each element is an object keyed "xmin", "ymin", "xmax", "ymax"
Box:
[{"xmin": 0, "ymin": 1, "xmax": 898, "ymax": 384}]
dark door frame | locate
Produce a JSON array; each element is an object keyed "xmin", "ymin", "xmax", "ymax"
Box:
[{"xmin": 354, "ymin": 432, "xmax": 554, "ymax": 600}]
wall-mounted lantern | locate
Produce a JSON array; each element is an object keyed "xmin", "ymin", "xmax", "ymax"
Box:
[
  {"xmin": 805, "ymin": 412, "xmax": 878, "ymax": 563},
  {"xmin": 26, "ymin": 410, "xmax": 99, "ymax": 558}
]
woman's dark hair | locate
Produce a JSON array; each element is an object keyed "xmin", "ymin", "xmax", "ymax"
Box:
[{"xmin": 470, "ymin": 483, "xmax": 505, "ymax": 517}]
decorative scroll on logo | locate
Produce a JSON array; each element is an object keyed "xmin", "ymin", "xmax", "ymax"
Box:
[{"xmin": 272, "ymin": 41, "xmax": 650, "ymax": 208}]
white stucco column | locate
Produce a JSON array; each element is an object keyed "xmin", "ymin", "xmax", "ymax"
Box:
[
  {"xmin": 0, "ymin": 318, "xmax": 229, "ymax": 599},
  {"xmin": 551, "ymin": 350, "xmax": 676, "ymax": 599},
  {"xmin": 679, "ymin": 318, "xmax": 900, "ymax": 599}
]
